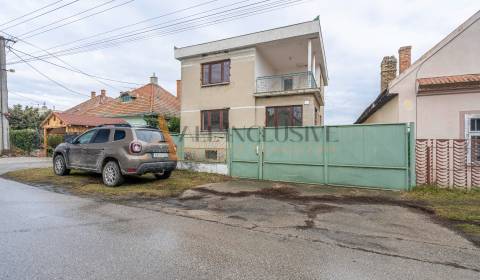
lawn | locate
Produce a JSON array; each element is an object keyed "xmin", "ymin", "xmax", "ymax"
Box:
[
  {"xmin": 403, "ymin": 186, "xmax": 480, "ymax": 244},
  {"xmin": 2, "ymin": 168, "xmax": 230, "ymax": 200}
]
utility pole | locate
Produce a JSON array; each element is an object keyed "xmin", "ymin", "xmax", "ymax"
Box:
[{"xmin": 0, "ymin": 36, "xmax": 11, "ymax": 155}]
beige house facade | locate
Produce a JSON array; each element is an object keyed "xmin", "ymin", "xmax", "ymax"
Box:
[
  {"xmin": 174, "ymin": 19, "xmax": 328, "ymax": 134},
  {"xmin": 356, "ymin": 11, "xmax": 480, "ymax": 141}
]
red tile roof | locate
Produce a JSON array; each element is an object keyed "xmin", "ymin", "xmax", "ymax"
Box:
[
  {"xmin": 417, "ymin": 73, "xmax": 480, "ymax": 93},
  {"xmin": 87, "ymin": 83, "xmax": 180, "ymax": 118},
  {"xmin": 52, "ymin": 112, "xmax": 126, "ymax": 127},
  {"xmin": 64, "ymin": 94, "xmax": 114, "ymax": 115}
]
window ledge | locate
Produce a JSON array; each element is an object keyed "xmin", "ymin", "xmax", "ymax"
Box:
[{"xmin": 201, "ymin": 82, "xmax": 230, "ymax": 88}]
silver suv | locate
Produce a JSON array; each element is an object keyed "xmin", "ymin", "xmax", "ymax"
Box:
[{"xmin": 52, "ymin": 124, "xmax": 177, "ymax": 186}]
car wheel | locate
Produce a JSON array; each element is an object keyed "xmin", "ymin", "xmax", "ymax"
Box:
[
  {"xmin": 53, "ymin": 154, "xmax": 70, "ymax": 176},
  {"xmin": 154, "ymin": 170, "xmax": 172, "ymax": 180},
  {"xmin": 102, "ymin": 161, "xmax": 124, "ymax": 187}
]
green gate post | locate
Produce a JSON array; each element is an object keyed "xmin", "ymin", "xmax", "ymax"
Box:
[
  {"xmin": 323, "ymin": 126, "xmax": 329, "ymax": 185},
  {"xmin": 258, "ymin": 127, "xmax": 264, "ymax": 180},
  {"xmin": 408, "ymin": 122, "xmax": 416, "ymax": 190},
  {"xmin": 228, "ymin": 129, "xmax": 232, "ymax": 176}
]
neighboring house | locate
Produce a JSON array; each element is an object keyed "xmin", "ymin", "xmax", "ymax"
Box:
[
  {"xmin": 40, "ymin": 112, "xmax": 126, "ymax": 155},
  {"xmin": 64, "ymin": 89, "xmax": 114, "ymax": 115},
  {"xmin": 87, "ymin": 75, "xmax": 180, "ymax": 126},
  {"xmin": 356, "ymin": 11, "xmax": 480, "ymax": 143},
  {"xmin": 174, "ymin": 18, "xmax": 328, "ymax": 133}
]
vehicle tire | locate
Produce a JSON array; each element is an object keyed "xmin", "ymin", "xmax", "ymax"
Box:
[
  {"xmin": 53, "ymin": 154, "xmax": 70, "ymax": 176},
  {"xmin": 154, "ymin": 170, "xmax": 172, "ymax": 180},
  {"xmin": 102, "ymin": 160, "xmax": 124, "ymax": 187}
]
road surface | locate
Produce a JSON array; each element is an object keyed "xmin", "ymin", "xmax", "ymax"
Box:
[{"xmin": 0, "ymin": 158, "xmax": 478, "ymax": 279}]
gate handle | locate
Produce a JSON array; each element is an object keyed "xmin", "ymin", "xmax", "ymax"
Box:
[{"xmin": 256, "ymin": 145, "xmax": 259, "ymax": 155}]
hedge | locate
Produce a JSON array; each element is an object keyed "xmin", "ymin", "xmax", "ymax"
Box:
[{"xmin": 10, "ymin": 129, "xmax": 41, "ymax": 154}]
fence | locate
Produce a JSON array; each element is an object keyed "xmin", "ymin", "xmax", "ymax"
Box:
[
  {"xmin": 416, "ymin": 139, "xmax": 480, "ymax": 189},
  {"xmin": 229, "ymin": 123, "xmax": 415, "ymax": 190}
]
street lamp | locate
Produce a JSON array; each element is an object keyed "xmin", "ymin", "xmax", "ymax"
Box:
[{"xmin": 1, "ymin": 68, "xmax": 14, "ymax": 73}]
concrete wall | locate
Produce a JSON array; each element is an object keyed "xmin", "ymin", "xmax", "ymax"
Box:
[
  {"xmin": 180, "ymin": 48, "xmax": 257, "ymax": 133},
  {"xmin": 364, "ymin": 96, "xmax": 399, "ymax": 124},
  {"xmin": 417, "ymin": 91, "xmax": 480, "ymax": 139}
]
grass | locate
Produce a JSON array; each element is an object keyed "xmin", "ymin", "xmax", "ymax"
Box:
[
  {"xmin": 2, "ymin": 168, "xmax": 230, "ymax": 200},
  {"xmin": 403, "ymin": 186, "xmax": 480, "ymax": 243}
]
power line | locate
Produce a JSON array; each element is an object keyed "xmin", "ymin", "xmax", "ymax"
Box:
[
  {"xmin": 11, "ymin": 0, "xmax": 304, "ymax": 62},
  {"xmin": 20, "ymin": 0, "xmax": 135, "ymax": 40},
  {"xmin": 0, "ymin": 0, "xmax": 65, "ymax": 28},
  {"xmin": 27, "ymin": 0, "xmax": 220, "ymax": 54},
  {"xmin": 9, "ymin": 48, "xmax": 89, "ymax": 98},
  {"xmin": 17, "ymin": 0, "xmax": 118, "ymax": 37},
  {"xmin": 1, "ymin": 0, "xmax": 82, "ymax": 31},
  {"xmin": 11, "ymin": 46, "xmax": 141, "ymax": 89}
]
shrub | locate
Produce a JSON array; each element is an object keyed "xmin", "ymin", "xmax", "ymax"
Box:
[
  {"xmin": 10, "ymin": 129, "xmax": 41, "ymax": 154},
  {"xmin": 47, "ymin": 134, "xmax": 64, "ymax": 149}
]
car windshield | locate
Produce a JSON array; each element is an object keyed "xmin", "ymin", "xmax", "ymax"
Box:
[{"xmin": 135, "ymin": 129, "xmax": 165, "ymax": 143}]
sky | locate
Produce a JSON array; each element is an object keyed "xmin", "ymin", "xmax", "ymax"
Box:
[{"xmin": 1, "ymin": 0, "xmax": 479, "ymax": 124}]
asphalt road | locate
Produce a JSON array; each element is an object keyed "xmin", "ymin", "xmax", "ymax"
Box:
[{"xmin": 0, "ymin": 158, "xmax": 479, "ymax": 279}]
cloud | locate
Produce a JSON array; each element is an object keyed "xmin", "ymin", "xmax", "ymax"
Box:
[{"xmin": 2, "ymin": 0, "xmax": 479, "ymax": 121}]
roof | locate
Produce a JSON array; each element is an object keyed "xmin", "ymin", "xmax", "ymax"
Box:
[
  {"xmin": 355, "ymin": 10, "xmax": 480, "ymax": 124},
  {"xmin": 41, "ymin": 112, "xmax": 126, "ymax": 127},
  {"xmin": 63, "ymin": 94, "xmax": 114, "ymax": 115},
  {"xmin": 88, "ymin": 83, "xmax": 180, "ymax": 118},
  {"xmin": 355, "ymin": 90, "xmax": 398, "ymax": 124},
  {"xmin": 417, "ymin": 73, "xmax": 480, "ymax": 93},
  {"xmin": 389, "ymin": 10, "xmax": 480, "ymax": 89}
]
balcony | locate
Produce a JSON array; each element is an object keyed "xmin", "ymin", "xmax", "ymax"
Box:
[{"xmin": 255, "ymin": 72, "xmax": 322, "ymax": 103}]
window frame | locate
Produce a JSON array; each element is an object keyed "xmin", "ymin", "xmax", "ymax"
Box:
[
  {"xmin": 73, "ymin": 129, "xmax": 97, "ymax": 144},
  {"xmin": 113, "ymin": 129, "xmax": 126, "ymax": 141},
  {"xmin": 265, "ymin": 105, "xmax": 303, "ymax": 127},
  {"xmin": 201, "ymin": 59, "xmax": 231, "ymax": 86},
  {"xmin": 201, "ymin": 109, "xmax": 229, "ymax": 132},
  {"xmin": 466, "ymin": 114, "xmax": 480, "ymax": 164},
  {"xmin": 91, "ymin": 129, "xmax": 111, "ymax": 144}
]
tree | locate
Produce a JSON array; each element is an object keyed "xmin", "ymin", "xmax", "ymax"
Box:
[
  {"xmin": 8, "ymin": 104, "xmax": 51, "ymax": 130},
  {"xmin": 168, "ymin": 116, "xmax": 180, "ymax": 133}
]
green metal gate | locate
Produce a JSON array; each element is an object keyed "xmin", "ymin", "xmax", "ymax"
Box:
[{"xmin": 229, "ymin": 123, "xmax": 415, "ymax": 190}]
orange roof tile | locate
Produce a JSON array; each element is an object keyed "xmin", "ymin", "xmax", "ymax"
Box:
[
  {"xmin": 53, "ymin": 112, "xmax": 126, "ymax": 127},
  {"xmin": 418, "ymin": 73, "xmax": 480, "ymax": 93},
  {"xmin": 64, "ymin": 94, "xmax": 114, "ymax": 115},
  {"xmin": 86, "ymin": 83, "xmax": 180, "ymax": 118}
]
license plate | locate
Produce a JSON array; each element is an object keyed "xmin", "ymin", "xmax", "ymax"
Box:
[{"xmin": 152, "ymin": 152, "xmax": 169, "ymax": 158}]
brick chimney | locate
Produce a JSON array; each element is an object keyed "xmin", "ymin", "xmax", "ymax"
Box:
[
  {"xmin": 380, "ymin": 56, "xmax": 397, "ymax": 92},
  {"xmin": 150, "ymin": 73, "xmax": 158, "ymax": 85},
  {"xmin": 100, "ymin": 89, "xmax": 106, "ymax": 97},
  {"xmin": 176, "ymin": 80, "xmax": 182, "ymax": 100},
  {"xmin": 90, "ymin": 91, "xmax": 96, "ymax": 99},
  {"xmin": 399, "ymin": 46, "xmax": 412, "ymax": 74}
]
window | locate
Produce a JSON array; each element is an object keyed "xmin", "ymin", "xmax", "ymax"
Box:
[
  {"xmin": 92, "ymin": 129, "xmax": 110, "ymax": 143},
  {"xmin": 201, "ymin": 109, "xmax": 229, "ymax": 131},
  {"xmin": 121, "ymin": 95, "xmax": 132, "ymax": 102},
  {"xmin": 283, "ymin": 78, "xmax": 293, "ymax": 91},
  {"xmin": 467, "ymin": 115, "xmax": 480, "ymax": 163},
  {"xmin": 201, "ymin": 60, "xmax": 230, "ymax": 86},
  {"xmin": 114, "ymin": 130, "xmax": 126, "ymax": 141},
  {"xmin": 74, "ymin": 130, "xmax": 97, "ymax": 144},
  {"xmin": 266, "ymin": 106, "xmax": 302, "ymax": 127},
  {"xmin": 205, "ymin": 150, "xmax": 218, "ymax": 160},
  {"xmin": 135, "ymin": 129, "xmax": 165, "ymax": 143}
]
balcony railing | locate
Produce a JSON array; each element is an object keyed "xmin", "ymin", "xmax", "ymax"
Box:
[{"xmin": 255, "ymin": 71, "xmax": 318, "ymax": 94}]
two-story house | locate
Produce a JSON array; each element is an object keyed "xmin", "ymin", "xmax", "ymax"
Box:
[{"xmin": 174, "ymin": 19, "xmax": 328, "ymax": 134}]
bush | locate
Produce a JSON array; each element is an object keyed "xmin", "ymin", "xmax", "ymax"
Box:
[
  {"xmin": 47, "ymin": 134, "xmax": 64, "ymax": 149},
  {"xmin": 10, "ymin": 129, "xmax": 41, "ymax": 154}
]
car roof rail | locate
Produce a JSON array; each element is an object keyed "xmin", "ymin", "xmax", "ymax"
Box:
[{"xmin": 97, "ymin": 123, "xmax": 132, "ymax": 128}]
